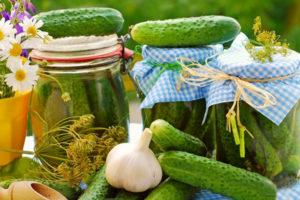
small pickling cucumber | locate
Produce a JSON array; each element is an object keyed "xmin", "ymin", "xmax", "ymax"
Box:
[
  {"xmin": 37, "ymin": 7, "xmax": 124, "ymax": 38},
  {"xmin": 150, "ymin": 119, "xmax": 206, "ymax": 155},
  {"xmin": 131, "ymin": 16, "xmax": 241, "ymax": 47},
  {"xmin": 158, "ymin": 151, "xmax": 277, "ymax": 200},
  {"xmin": 78, "ymin": 166, "xmax": 112, "ymax": 200},
  {"xmin": 145, "ymin": 178, "xmax": 196, "ymax": 200}
]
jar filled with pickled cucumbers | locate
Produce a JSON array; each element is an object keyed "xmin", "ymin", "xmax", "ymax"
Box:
[
  {"xmin": 132, "ymin": 45, "xmax": 223, "ymax": 152},
  {"xmin": 30, "ymin": 35, "xmax": 131, "ymax": 141}
]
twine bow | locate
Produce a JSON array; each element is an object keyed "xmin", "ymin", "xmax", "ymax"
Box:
[{"xmin": 178, "ymin": 57, "xmax": 282, "ymax": 157}]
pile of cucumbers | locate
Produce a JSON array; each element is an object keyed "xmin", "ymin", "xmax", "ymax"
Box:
[{"xmin": 76, "ymin": 119, "xmax": 277, "ymax": 200}]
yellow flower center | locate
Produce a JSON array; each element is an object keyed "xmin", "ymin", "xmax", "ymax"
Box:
[
  {"xmin": 15, "ymin": 69, "xmax": 26, "ymax": 81},
  {"xmin": 27, "ymin": 26, "xmax": 37, "ymax": 37},
  {"xmin": 0, "ymin": 30, "xmax": 4, "ymax": 41},
  {"xmin": 9, "ymin": 43, "xmax": 22, "ymax": 57}
]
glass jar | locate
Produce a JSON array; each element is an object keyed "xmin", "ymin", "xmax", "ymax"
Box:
[
  {"xmin": 215, "ymin": 102, "xmax": 300, "ymax": 187},
  {"xmin": 30, "ymin": 35, "xmax": 130, "ymax": 140}
]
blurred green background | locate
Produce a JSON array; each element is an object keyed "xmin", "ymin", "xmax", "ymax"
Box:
[{"xmin": 32, "ymin": 0, "xmax": 300, "ymax": 51}]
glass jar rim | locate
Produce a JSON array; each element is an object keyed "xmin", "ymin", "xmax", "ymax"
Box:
[{"xmin": 30, "ymin": 34, "xmax": 124, "ymax": 69}]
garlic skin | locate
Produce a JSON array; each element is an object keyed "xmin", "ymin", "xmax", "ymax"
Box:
[{"xmin": 105, "ymin": 128, "xmax": 162, "ymax": 192}]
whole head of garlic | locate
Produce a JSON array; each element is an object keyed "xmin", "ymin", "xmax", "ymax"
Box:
[{"xmin": 105, "ymin": 128, "xmax": 162, "ymax": 192}]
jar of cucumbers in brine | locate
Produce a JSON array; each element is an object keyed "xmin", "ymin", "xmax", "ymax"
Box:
[{"xmin": 30, "ymin": 35, "xmax": 131, "ymax": 141}]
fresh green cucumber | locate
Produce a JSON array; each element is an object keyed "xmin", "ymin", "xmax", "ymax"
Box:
[
  {"xmin": 240, "ymin": 104, "xmax": 283, "ymax": 178},
  {"xmin": 78, "ymin": 166, "xmax": 111, "ymax": 200},
  {"xmin": 131, "ymin": 16, "xmax": 241, "ymax": 47},
  {"xmin": 215, "ymin": 104, "xmax": 245, "ymax": 168},
  {"xmin": 37, "ymin": 7, "xmax": 124, "ymax": 38},
  {"xmin": 114, "ymin": 190, "xmax": 146, "ymax": 200},
  {"xmin": 150, "ymin": 119, "xmax": 206, "ymax": 155},
  {"xmin": 0, "ymin": 179, "xmax": 80, "ymax": 200},
  {"xmin": 158, "ymin": 151, "xmax": 277, "ymax": 200},
  {"xmin": 145, "ymin": 178, "xmax": 196, "ymax": 200}
]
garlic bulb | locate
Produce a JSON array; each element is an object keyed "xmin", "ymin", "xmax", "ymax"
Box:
[{"xmin": 105, "ymin": 128, "xmax": 162, "ymax": 192}]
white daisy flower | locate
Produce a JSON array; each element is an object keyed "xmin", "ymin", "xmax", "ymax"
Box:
[
  {"xmin": 20, "ymin": 17, "xmax": 52, "ymax": 48},
  {"xmin": 5, "ymin": 58, "xmax": 39, "ymax": 92},
  {"xmin": 1, "ymin": 35, "xmax": 25, "ymax": 69},
  {"xmin": 20, "ymin": 16, "xmax": 49, "ymax": 39},
  {"xmin": 0, "ymin": 18, "xmax": 16, "ymax": 49}
]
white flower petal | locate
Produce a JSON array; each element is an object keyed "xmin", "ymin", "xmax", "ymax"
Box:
[
  {"xmin": 7, "ymin": 57, "xmax": 22, "ymax": 72},
  {"xmin": 22, "ymin": 38, "xmax": 43, "ymax": 49},
  {"xmin": 36, "ymin": 20, "xmax": 44, "ymax": 28}
]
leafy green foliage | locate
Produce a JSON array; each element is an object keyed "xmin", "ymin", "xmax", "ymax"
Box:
[{"xmin": 0, "ymin": 62, "xmax": 13, "ymax": 99}]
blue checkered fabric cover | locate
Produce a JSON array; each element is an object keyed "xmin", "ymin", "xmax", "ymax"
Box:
[
  {"xmin": 131, "ymin": 33, "xmax": 300, "ymax": 125},
  {"xmin": 195, "ymin": 181, "xmax": 300, "ymax": 200}
]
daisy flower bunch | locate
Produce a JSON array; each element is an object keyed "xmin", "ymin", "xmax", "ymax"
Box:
[{"xmin": 0, "ymin": 0, "xmax": 51, "ymax": 99}]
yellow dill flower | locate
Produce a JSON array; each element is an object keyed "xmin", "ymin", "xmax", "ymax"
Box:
[
  {"xmin": 69, "ymin": 114, "xmax": 95, "ymax": 133},
  {"xmin": 246, "ymin": 16, "xmax": 289, "ymax": 63},
  {"xmin": 253, "ymin": 16, "xmax": 262, "ymax": 35},
  {"xmin": 256, "ymin": 31, "xmax": 277, "ymax": 44}
]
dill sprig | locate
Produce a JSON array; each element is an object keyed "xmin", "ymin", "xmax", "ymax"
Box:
[
  {"xmin": 34, "ymin": 114, "xmax": 127, "ymax": 186},
  {"xmin": 246, "ymin": 16, "xmax": 289, "ymax": 63}
]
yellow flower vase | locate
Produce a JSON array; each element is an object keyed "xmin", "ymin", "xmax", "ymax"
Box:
[{"xmin": 0, "ymin": 92, "xmax": 31, "ymax": 166}]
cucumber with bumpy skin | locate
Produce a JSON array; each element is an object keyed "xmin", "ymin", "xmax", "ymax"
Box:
[
  {"xmin": 78, "ymin": 166, "xmax": 111, "ymax": 200},
  {"xmin": 131, "ymin": 16, "xmax": 241, "ymax": 47},
  {"xmin": 37, "ymin": 7, "xmax": 124, "ymax": 38},
  {"xmin": 158, "ymin": 151, "xmax": 277, "ymax": 200},
  {"xmin": 150, "ymin": 119, "xmax": 206, "ymax": 155},
  {"xmin": 145, "ymin": 178, "xmax": 196, "ymax": 200}
]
